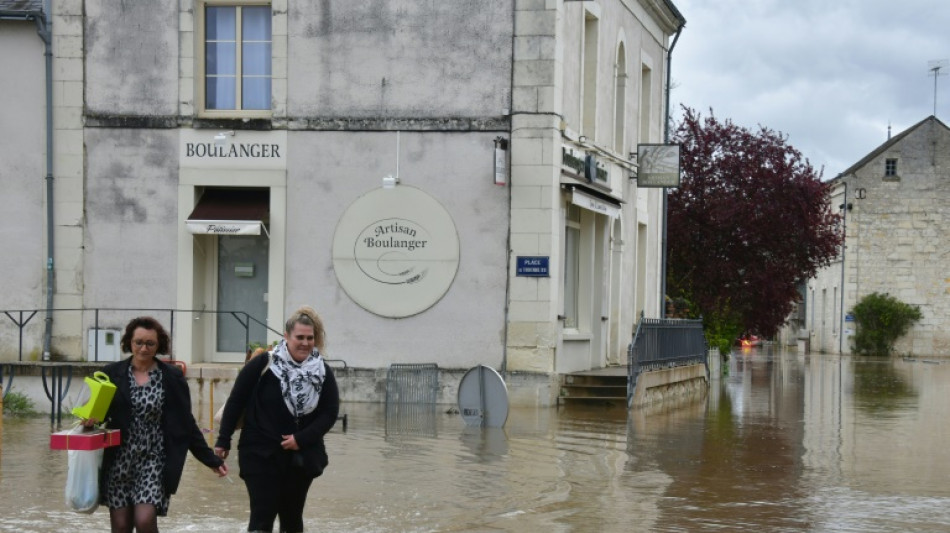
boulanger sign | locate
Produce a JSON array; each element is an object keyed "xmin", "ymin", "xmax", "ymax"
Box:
[
  {"xmin": 332, "ymin": 185, "xmax": 459, "ymax": 317},
  {"xmin": 179, "ymin": 129, "xmax": 287, "ymax": 170}
]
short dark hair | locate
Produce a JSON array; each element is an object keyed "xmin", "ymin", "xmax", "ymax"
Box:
[{"xmin": 120, "ymin": 316, "xmax": 172, "ymax": 355}]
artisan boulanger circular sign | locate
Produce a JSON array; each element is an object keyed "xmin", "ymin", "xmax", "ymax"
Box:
[{"xmin": 332, "ymin": 185, "xmax": 460, "ymax": 317}]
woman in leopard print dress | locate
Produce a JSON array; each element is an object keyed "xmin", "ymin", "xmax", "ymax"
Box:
[{"xmin": 93, "ymin": 317, "xmax": 229, "ymax": 532}]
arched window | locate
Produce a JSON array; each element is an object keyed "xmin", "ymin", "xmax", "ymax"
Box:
[{"xmin": 581, "ymin": 9, "xmax": 599, "ymax": 140}]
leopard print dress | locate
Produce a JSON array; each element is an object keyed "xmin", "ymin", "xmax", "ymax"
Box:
[{"xmin": 105, "ymin": 366, "xmax": 170, "ymax": 515}]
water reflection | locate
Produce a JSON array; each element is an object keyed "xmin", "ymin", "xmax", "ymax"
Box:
[{"xmin": 2, "ymin": 350, "xmax": 950, "ymax": 532}]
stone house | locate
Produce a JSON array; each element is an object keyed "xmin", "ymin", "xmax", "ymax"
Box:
[
  {"xmin": 806, "ymin": 116, "xmax": 950, "ymax": 356},
  {"xmin": 0, "ymin": 0, "xmax": 685, "ymax": 405}
]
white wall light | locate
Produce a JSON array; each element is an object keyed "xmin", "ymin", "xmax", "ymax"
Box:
[{"xmin": 214, "ymin": 130, "xmax": 234, "ymax": 147}]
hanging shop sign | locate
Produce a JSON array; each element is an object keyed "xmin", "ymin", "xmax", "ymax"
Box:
[{"xmin": 635, "ymin": 143, "xmax": 681, "ymax": 187}]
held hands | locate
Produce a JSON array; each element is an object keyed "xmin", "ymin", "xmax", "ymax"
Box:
[
  {"xmin": 280, "ymin": 434, "xmax": 299, "ymax": 451},
  {"xmin": 212, "ymin": 463, "xmax": 229, "ymax": 477},
  {"xmin": 214, "ymin": 447, "xmax": 229, "ymax": 460}
]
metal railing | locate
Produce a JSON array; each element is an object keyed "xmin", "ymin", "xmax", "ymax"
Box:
[
  {"xmin": 1, "ymin": 307, "xmax": 278, "ymax": 426},
  {"xmin": 627, "ymin": 312, "xmax": 708, "ymax": 407},
  {"xmin": 384, "ymin": 363, "xmax": 439, "ymax": 437},
  {"xmin": 1, "ymin": 307, "xmax": 282, "ymax": 363}
]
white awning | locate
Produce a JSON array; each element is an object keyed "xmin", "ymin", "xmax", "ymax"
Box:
[
  {"xmin": 185, "ymin": 188, "xmax": 269, "ymax": 236},
  {"xmin": 186, "ymin": 220, "xmax": 263, "ymax": 235},
  {"xmin": 571, "ymin": 189, "xmax": 621, "ymax": 218}
]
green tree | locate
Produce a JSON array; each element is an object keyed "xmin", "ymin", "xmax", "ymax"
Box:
[{"xmin": 851, "ymin": 292, "xmax": 922, "ymax": 356}]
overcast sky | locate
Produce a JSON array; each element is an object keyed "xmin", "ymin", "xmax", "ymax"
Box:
[{"xmin": 669, "ymin": 0, "xmax": 950, "ymax": 177}]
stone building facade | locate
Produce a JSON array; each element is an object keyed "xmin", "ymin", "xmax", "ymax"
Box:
[
  {"xmin": 807, "ymin": 116, "xmax": 950, "ymax": 356},
  {"xmin": 1, "ymin": 0, "xmax": 685, "ymax": 405}
]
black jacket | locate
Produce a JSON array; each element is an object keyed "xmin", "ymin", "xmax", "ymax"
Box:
[
  {"xmin": 99, "ymin": 357, "xmax": 223, "ymax": 498},
  {"xmin": 215, "ymin": 353, "xmax": 339, "ymax": 478}
]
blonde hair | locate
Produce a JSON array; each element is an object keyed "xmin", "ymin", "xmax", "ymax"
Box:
[{"xmin": 285, "ymin": 305, "xmax": 326, "ymax": 352}]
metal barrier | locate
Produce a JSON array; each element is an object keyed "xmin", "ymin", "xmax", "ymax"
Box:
[
  {"xmin": 384, "ymin": 363, "xmax": 439, "ymax": 436},
  {"xmin": 627, "ymin": 312, "xmax": 708, "ymax": 407},
  {"xmin": 0, "ymin": 307, "xmax": 281, "ymax": 363},
  {"xmin": 0, "ymin": 307, "xmax": 280, "ymax": 426}
]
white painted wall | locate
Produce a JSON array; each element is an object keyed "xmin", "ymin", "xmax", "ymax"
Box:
[
  {"xmin": 287, "ymin": 0, "xmax": 513, "ymax": 118},
  {"xmin": 285, "ymin": 131, "xmax": 510, "ymax": 369},
  {"xmin": 0, "ymin": 21, "xmax": 46, "ymax": 360}
]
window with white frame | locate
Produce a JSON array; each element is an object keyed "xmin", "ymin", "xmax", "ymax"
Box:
[
  {"xmin": 199, "ymin": 3, "xmax": 272, "ymax": 115},
  {"xmin": 564, "ymin": 205, "xmax": 582, "ymax": 329}
]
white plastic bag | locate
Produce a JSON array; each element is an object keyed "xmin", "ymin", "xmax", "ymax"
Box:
[{"xmin": 65, "ymin": 444, "xmax": 103, "ymax": 513}]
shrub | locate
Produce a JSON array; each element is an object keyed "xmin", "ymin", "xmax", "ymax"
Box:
[
  {"xmin": 2, "ymin": 389, "xmax": 38, "ymax": 417},
  {"xmin": 851, "ymin": 292, "xmax": 922, "ymax": 356},
  {"xmin": 703, "ymin": 315, "xmax": 742, "ymax": 357}
]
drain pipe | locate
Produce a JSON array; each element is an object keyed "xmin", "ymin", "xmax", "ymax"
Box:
[
  {"xmin": 660, "ymin": 13, "xmax": 685, "ymax": 317},
  {"xmin": 2, "ymin": 3, "xmax": 55, "ymax": 359}
]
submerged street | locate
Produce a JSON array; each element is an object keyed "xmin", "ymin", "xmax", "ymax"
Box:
[{"xmin": 2, "ymin": 347, "xmax": 949, "ymax": 532}]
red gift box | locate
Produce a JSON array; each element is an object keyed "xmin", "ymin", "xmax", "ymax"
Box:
[{"xmin": 50, "ymin": 428, "xmax": 121, "ymax": 450}]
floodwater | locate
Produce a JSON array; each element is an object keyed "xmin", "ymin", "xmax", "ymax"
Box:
[{"xmin": 2, "ymin": 348, "xmax": 950, "ymax": 532}]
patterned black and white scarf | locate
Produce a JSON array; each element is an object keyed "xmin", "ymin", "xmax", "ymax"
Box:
[{"xmin": 269, "ymin": 340, "xmax": 326, "ymax": 418}]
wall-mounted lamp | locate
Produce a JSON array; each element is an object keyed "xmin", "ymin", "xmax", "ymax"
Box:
[
  {"xmin": 214, "ymin": 130, "xmax": 235, "ymax": 147},
  {"xmin": 382, "ymin": 174, "xmax": 399, "ymax": 189},
  {"xmin": 493, "ymin": 136, "xmax": 508, "ymax": 186}
]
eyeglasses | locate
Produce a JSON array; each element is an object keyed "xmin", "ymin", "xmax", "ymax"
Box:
[{"xmin": 133, "ymin": 340, "xmax": 158, "ymax": 349}]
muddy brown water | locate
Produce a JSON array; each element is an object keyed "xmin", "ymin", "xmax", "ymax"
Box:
[{"xmin": 2, "ymin": 349, "xmax": 949, "ymax": 532}]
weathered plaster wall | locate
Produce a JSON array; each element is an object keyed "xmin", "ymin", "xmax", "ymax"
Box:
[
  {"xmin": 0, "ymin": 22, "xmax": 46, "ymax": 360},
  {"xmin": 84, "ymin": 0, "xmax": 179, "ymax": 116},
  {"xmin": 83, "ymin": 129, "xmax": 181, "ymax": 328},
  {"xmin": 284, "ymin": 131, "xmax": 509, "ymax": 370},
  {"xmin": 287, "ymin": 0, "xmax": 513, "ymax": 117}
]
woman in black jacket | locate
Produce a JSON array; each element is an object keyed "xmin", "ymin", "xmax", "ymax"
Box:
[
  {"xmin": 92, "ymin": 316, "xmax": 228, "ymax": 533},
  {"xmin": 215, "ymin": 306, "xmax": 340, "ymax": 533}
]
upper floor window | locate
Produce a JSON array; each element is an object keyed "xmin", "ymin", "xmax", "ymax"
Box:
[
  {"xmin": 884, "ymin": 158, "xmax": 898, "ymax": 177},
  {"xmin": 581, "ymin": 10, "xmax": 599, "ymax": 140},
  {"xmin": 200, "ymin": 3, "xmax": 271, "ymax": 115}
]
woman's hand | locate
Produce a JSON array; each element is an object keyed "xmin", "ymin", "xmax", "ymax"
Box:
[
  {"xmin": 214, "ymin": 446, "xmax": 229, "ymax": 460},
  {"xmin": 280, "ymin": 434, "xmax": 299, "ymax": 451},
  {"xmin": 212, "ymin": 463, "xmax": 229, "ymax": 477},
  {"xmin": 80, "ymin": 418, "xmax": 98, "ymax": 428}
]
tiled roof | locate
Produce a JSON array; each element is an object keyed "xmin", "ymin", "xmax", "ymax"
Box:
[{"xmin": 0, "ymin": 0, "xmax": 43, "ymax": 14}]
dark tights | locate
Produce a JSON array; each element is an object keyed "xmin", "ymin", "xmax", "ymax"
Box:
[
  {"xmin": 243, "ymin": 469, "xmax": 314, "ymax": 532},
  {"xmin": 109, "ymin": 504, "xmax": 158, "ymax": 533}
]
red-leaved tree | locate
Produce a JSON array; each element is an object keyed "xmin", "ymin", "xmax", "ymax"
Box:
[{"xmin": 667, "ymin": 107, "xmax": 842, "ymax": 346}]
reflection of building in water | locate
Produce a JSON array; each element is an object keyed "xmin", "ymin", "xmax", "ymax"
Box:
[{"xmin": 802, "ymin": 356, "xmax": 950, "ymax": 497}]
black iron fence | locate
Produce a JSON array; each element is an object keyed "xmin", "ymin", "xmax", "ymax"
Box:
[
  {"xmin": 1, "ymin": 307, "xmax": 280, "ymax": 363},
  {"xmin": 627, "ymin": 312, "xmax": 708, "ymax": 407},
  {"xmin": 0, "ymin": 307, "xmax": 279, "ymax": 426}
]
